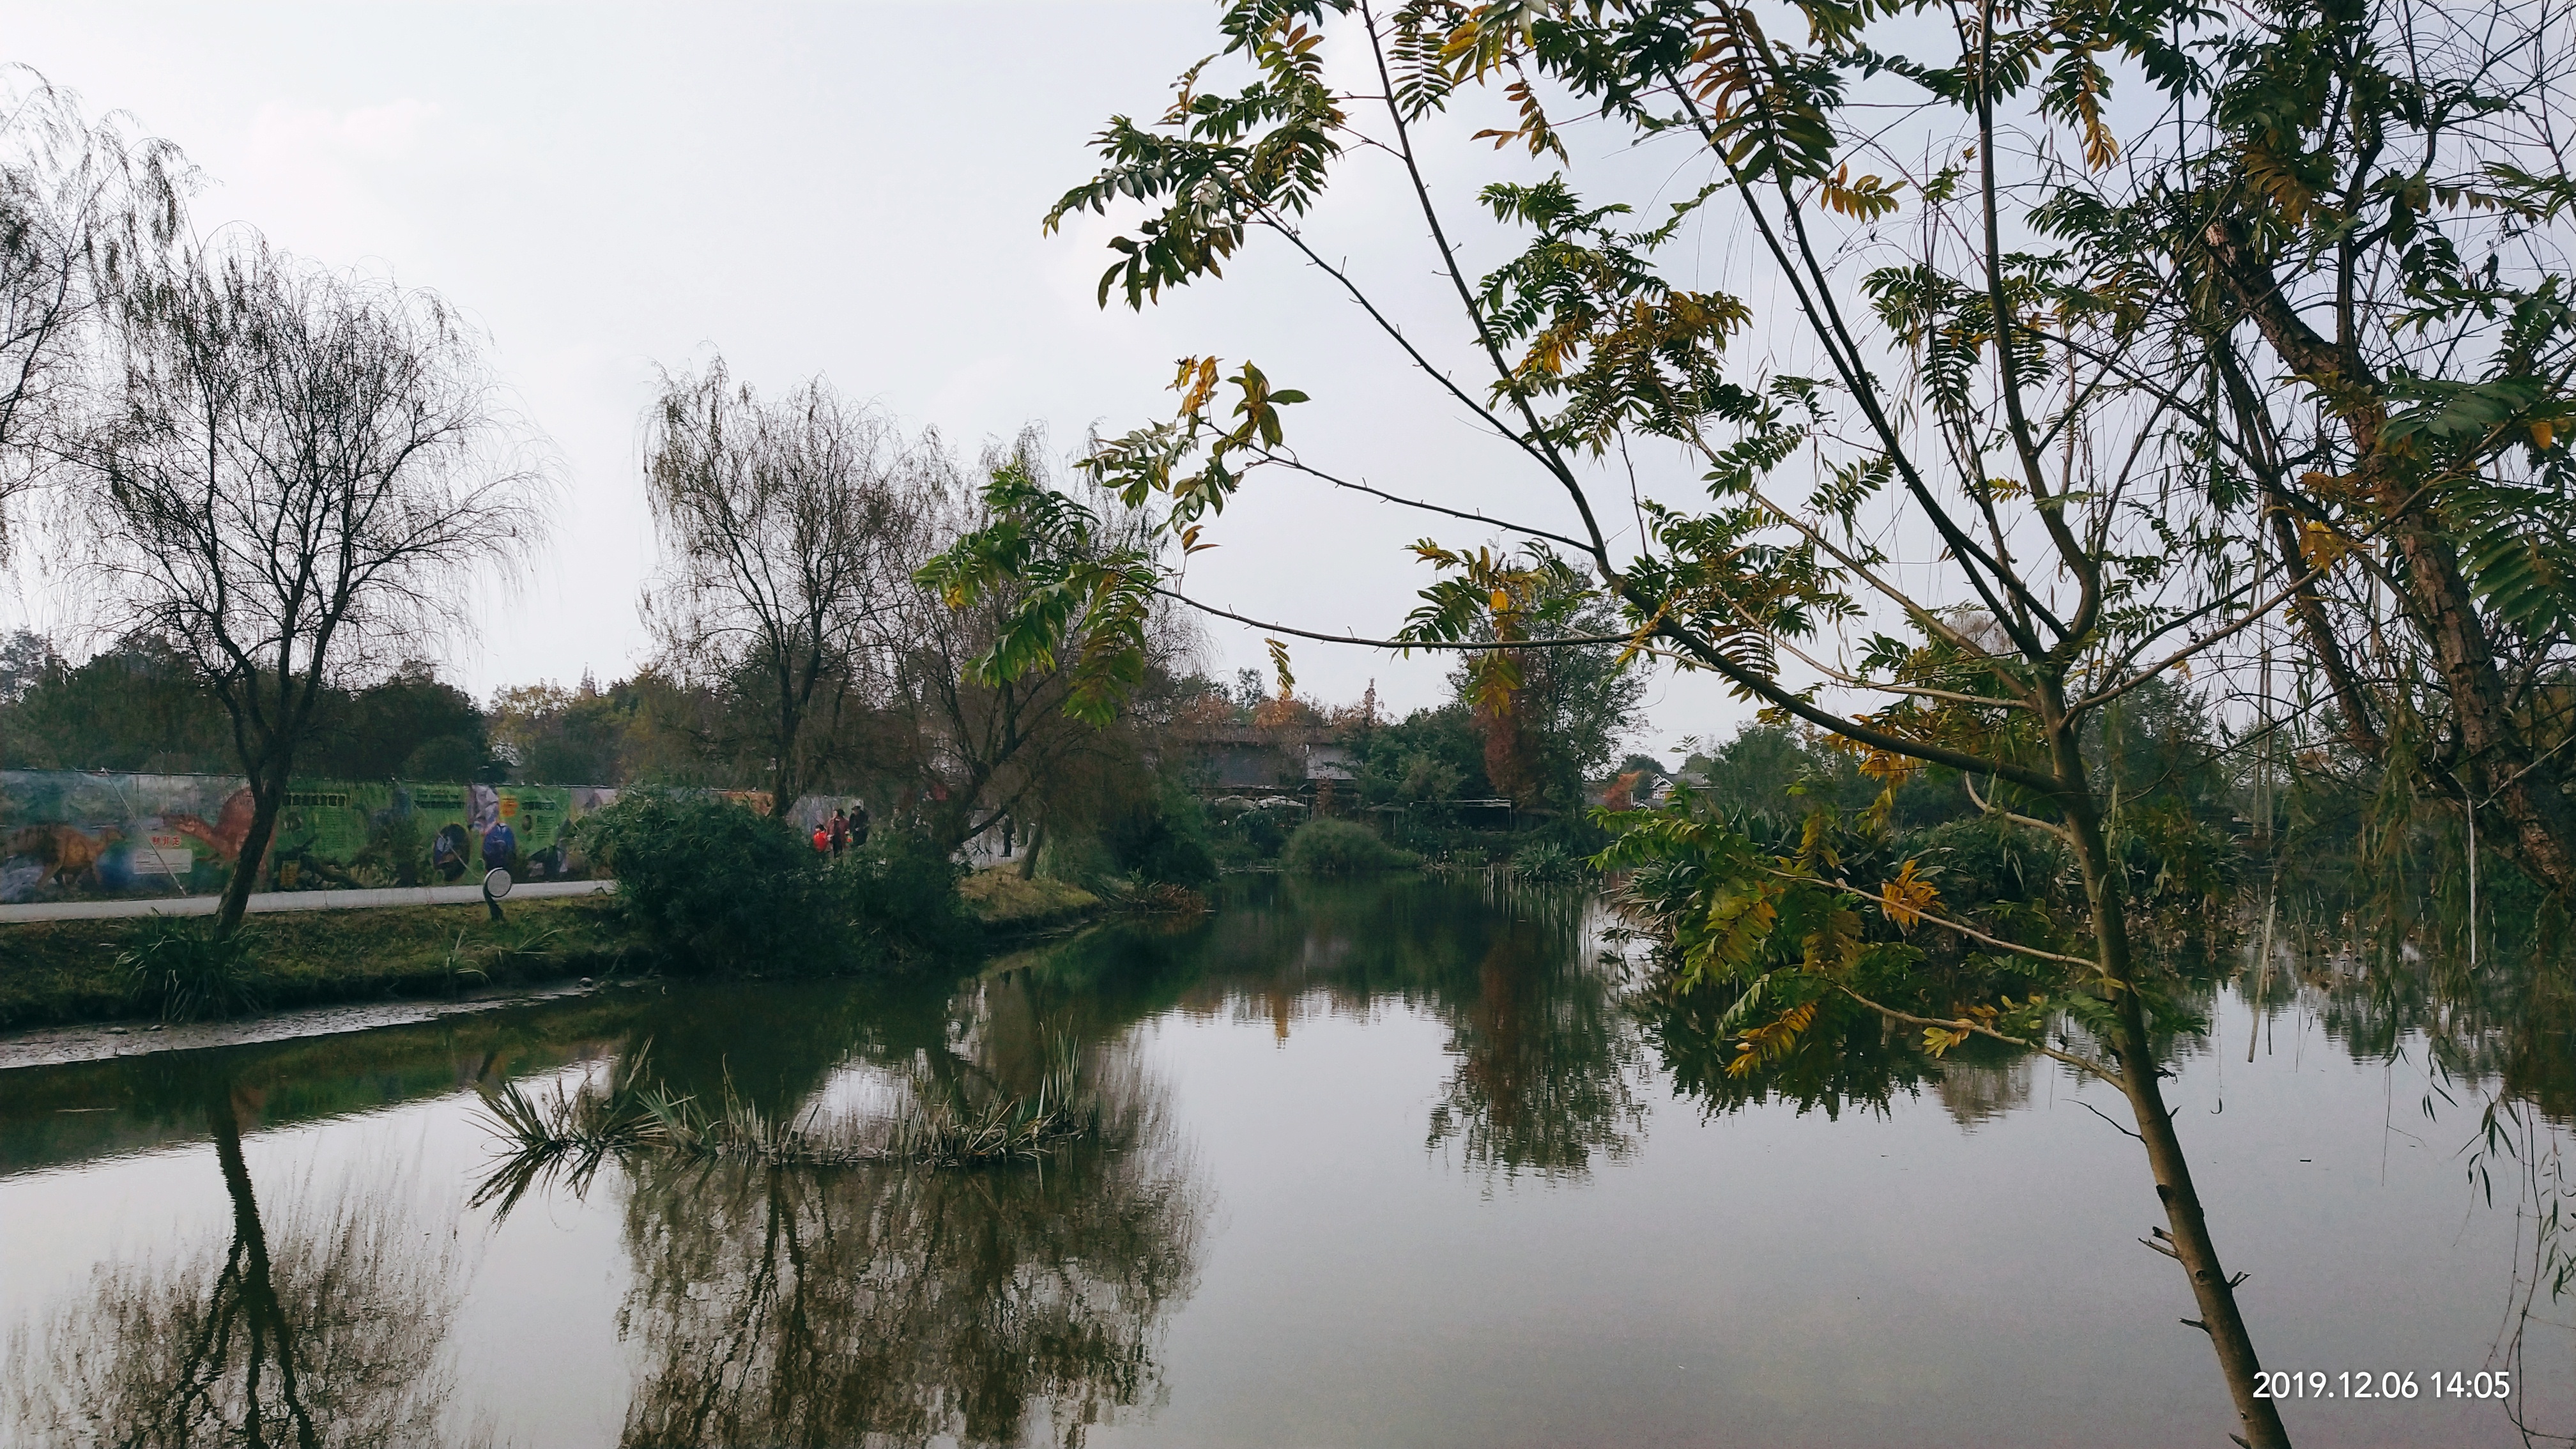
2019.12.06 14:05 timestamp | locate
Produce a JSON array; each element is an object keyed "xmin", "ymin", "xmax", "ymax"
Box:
[{"xmin": 2254, "ymin": 1370, "xmax": 2512, "ymax": 1400}]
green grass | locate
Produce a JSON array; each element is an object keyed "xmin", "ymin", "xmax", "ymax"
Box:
[
  {"xmin": 1, "ymin": 868, "xmax": 1122, "ymax": 1031},
  {"xmin": 118, "ymin": 916, "xmax": 268, "ymax": 1022},
  {"xmin": 956, "ymin": 868, "xmax": 1102, "ymax": 934},
  {"xmin": 0, "ymin": 896, "xmax": 644, "ymax": 1031}
]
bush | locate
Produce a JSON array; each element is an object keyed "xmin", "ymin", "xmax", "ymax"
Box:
[
  {"xmin": 119, "ymin": 916, "xmax": 265, "ymax": 1021},
  {"xmin": 578, "ymin": 791, "xmax": 981, "ymax": 974},
  {"xmin": 1508, "ymin": 838, "xmax": 1587, "ymax": 882},
  {"xmin": 1280, "ymin": 818, "xmax": 1418, "ymax": 875},
  {"xmin": 834, "ymin": 828, "xmax": 981, "ymax": 963},
  {"xmin": 1102, "ymin": 775, "xmax": 1220, "ymax": 886},
  {"xmin": 1036, "ymin": 831, "xmax": 1118, "ymax": 887},
  {"xmin": 577, "ymin": 791, "xmax": 841, "ymax": 974},
  {"xmin": 1212, "ymin": 806, "xmax": 1292, "ymax": 868}
]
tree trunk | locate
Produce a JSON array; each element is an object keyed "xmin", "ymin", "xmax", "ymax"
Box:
[
  {"xmin": 2059, "ymin": 769, "xmax": 2290, "ymax": 1449},
  {"xmin": 2379, "ymin": 508, "xmax": 2576, "ymax": 894},
  {"xmin": 772, "ymin": 735, "xmax": 800, "ymax": 823},
  {"xmin": 214, "ymin": 771, "xmax": 288, "ymax": 936},
  {"xmin": 2205, "ymin": 220, "xmax": 2576, "ymax": 897}
]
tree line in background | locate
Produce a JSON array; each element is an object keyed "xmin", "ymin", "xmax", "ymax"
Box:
[{"xmin": 0, "ymin": 56, "xmax": 1652, "ymax": 928}]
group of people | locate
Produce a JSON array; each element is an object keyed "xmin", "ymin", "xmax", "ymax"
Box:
[{"xmin": 810, "ymin": 802, "xmax": 870, "ymax": 857}]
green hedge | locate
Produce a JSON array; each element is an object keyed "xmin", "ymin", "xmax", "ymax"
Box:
[
  {"xmin": 1280, "ymin": 818, "xmax": 1418, "ymax": 875},
  {"xmin": 577, "ymin": 792, "xmax": 976, "ymax": 974}
]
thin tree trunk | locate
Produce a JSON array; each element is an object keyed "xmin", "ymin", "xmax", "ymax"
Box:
[
  {"xmin": 2207, "ymin": 220, "xmax": 2576, "ymax": 896},
  {"xmin": 2061, "ymin": 775, "xmax": 2290, "ymax": 1449},
  {"xmin": 215, "ymin": 770, "xmax": 288, "ymax": 936},
  {"xmin": 2262, "ymin": 486, "xmax": 2384, "ymax": 762},
  {"xmin": 2380, "ymin": 507, "xmax": 2576, "ymax": 893}
]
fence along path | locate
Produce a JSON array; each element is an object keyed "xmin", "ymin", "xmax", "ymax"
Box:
[{"xmin": 0, "ymin": 878, "xmax": 615, "ymax": 923}]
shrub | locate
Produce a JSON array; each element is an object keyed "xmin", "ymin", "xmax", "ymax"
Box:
[
  {"xmin": 577, "ymin": 791, "xmax": 839, "ymax": 974},
  {"xmin": 1280, "ymin": 818, "xmax": 1417, "ymax": 875},
  {"xmin": 119, "ymin": 916, "xmax": 265, "ymax": 1021},
  {"xmin": 1508, "ymin": 838, "xmax": 1586, "ymax": 882},
  {"xmin": 578, "ymin": 792, "xmax": 981, "ymax": 974},
  {"xmin": 1212, "ymin": 806, "xmax": 1291, "ymax": 868},
  {"xmin": 1036, "ymin": 832, "xmax": 1117, "ymax": 887},
  {"xmin": 1102, "ymin": 775, "xmax": 1220, "ymax": 886},
  {"xmin": 834, "ymin": 828, "xmax": 981, "ymax": 964}
]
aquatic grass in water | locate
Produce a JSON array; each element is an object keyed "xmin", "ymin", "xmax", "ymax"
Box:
[
  {"xmin": 117, "ymin": 916, "xmax": 265, "ymax": 1022},
  {"xmin": 1508, "ymin": 839, "xmax": 1587, "ymax": 882},
  {"xmin": 471, "ymin": 1040, "xmax": 1097, "ymax": 1216}
]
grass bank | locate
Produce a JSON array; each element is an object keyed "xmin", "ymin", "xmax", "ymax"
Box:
[
  {"xmin": 0, "ymin": 896, "xmax": 645, "ymax": 1031},
  {"xmin": 1, "ymin": 871, "xmax": 1118, "ymax": 1032},
  {"xmin": 958, "ymin": 867, "xmax": 1104, "ymax": 937}
]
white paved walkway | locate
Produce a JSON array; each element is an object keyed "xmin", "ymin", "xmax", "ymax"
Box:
[{"xmin": 0, "ymin": 878, "xmax": 615, "ymax": 924}]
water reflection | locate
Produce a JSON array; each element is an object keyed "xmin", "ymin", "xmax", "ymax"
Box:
[
  {"xmin": 1002, "ymin": 878, "xmax": 1650, "ymax": 1181},
  {"xmin": 2276, "ymin": 940, "xmax": 2576, "ymax": 1122},
  {"xmin": 7, "ymin": 877, "xmax": 2576, "ymax": 1446},
  {"xmin": 470, "ymin": 995, "xmax": 1210, "ymax": 1448},
  {"xmin": 611, "ymin": 1050, "xmax": 1202, "ymax": 1448},
  {"xmin": 1416, "ymin": 884, "xmax": 1648, "ymax": 1181},
  {"xmin": 3, "ymin": 1068, "xmax": 476, "ymax": 1448}
]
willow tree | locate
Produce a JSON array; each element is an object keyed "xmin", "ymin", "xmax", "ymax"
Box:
[
  {"xmin": 0, "ymin": 66, "xmax": 188, "ymax": 539},
  {"xmin": 886, "ymin": 436, "xmax": 1208, "ymax": 857},
  {"xmin": 904, "ymin": 0, "xmax": 2489, "ymax": 1438},
  {"xmin": 641, "ymin": 360, "xmax": 916, "ymax": 814},
  {"xmin": 84, "ymin": 243, "xmax": 547, "ymax": 931},
  {"xmin": 3, "ymin": 1071, "xmax": 471, "ymax": 1445}
]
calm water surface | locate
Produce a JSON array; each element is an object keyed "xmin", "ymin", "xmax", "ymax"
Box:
[{"xmin": 3, "ymin": 877, "xmax": 2571, "ymax": 1446}]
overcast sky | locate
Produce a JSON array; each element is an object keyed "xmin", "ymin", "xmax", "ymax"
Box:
[{"xmin": 1, "ymin": 2, "xmax": 1785, "ymax": 763}]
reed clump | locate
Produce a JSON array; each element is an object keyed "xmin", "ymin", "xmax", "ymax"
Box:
[
  {"xmin": 117, "ymin": 916, "xmax": 266, "ymax": 1022},
  {"xmin": 471, "ymin": 1043, "xmax": 1096, "ymax": 1213}
]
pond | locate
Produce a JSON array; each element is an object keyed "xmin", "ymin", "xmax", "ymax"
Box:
[{"xmin": 2, "ymin": 876, "xmax": 2570, "ymax": 1447}]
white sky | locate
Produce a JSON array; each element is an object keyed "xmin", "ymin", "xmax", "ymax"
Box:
[{"xmin": 0, "ymin": 2, "xmax": 1786, "ymax": 765}]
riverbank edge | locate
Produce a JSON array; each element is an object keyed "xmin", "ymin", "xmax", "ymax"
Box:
[
  {"xmin": 0, "ymin": 870, "xmax": 1123, "ymax": 1038},
  {"xmin": 0, "ymin": 895, "xmax": 645, "ymax": 1034}
]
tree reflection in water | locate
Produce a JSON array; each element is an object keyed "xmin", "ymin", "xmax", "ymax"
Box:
[
  {"xmin": 483, "ymin": 1028, "xmax": 1206, "ymax": 1449},
  {"xmin": 1420, "ymin": 881, "xmax": 1650, "ymax": 1181},
  {"xmin": 1002, "ymin": 877, "xmax": 1655, "ymax": 1182},
  {"xmin": 3, "ymin": 1077, "xmax": 475, "ymax": 1448}
]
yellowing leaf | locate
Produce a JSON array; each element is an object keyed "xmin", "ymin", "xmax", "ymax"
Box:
[
  {"xmin": 1729, "ymin": 1001, "xmax": 1818, "ymax": 1077},
  {"xmin": 2299, "ymin": 519, "xmax": 2353, "ymax": 572},
  {"xmin": 1171, "ymin": 355, "xmax": 1220, "ymax": 417},
  {"xmin": 1817, "ymin": 164, "xmax": 1903, "ymax": 221},
  {"xmin": 1879, "ymin": 857, "xmax": 1938, "ymax": 930},
  {"xmin": 1857, "ymin": 748, "xmax": 1918, "ymax": 786}
]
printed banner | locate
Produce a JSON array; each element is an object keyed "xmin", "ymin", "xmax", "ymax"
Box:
[{"xmin": 0, "ymin": 772, "xmax": 625, "ymax": 905}]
